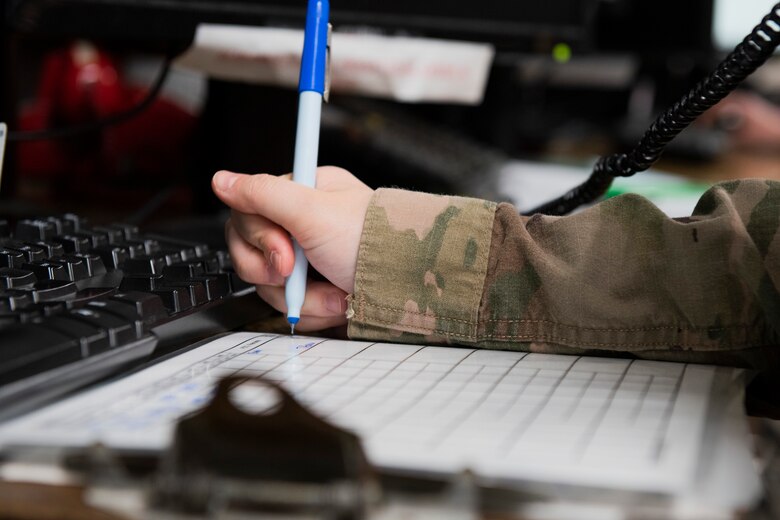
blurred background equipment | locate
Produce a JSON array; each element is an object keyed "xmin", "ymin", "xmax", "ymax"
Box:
[{"xmin": 2, "ymin": 0, "xmax": 780, "ymax": 223}]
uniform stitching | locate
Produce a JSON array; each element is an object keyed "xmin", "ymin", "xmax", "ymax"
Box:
[
  {"xmin": 471, "ymin": 202, "xmax": 496, "ymax": 339},
  {"xmin": 360, "ymin": 316, "xmax": 769, "ymax": 349},
  {"xmin": 360, "ymin": 301, "xmax": 754, "ymax": 332}
]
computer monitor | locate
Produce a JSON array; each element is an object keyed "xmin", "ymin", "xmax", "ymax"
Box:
[{"xmin": 6, "ymin": 0, "xmax": 598, "ymax": 53}]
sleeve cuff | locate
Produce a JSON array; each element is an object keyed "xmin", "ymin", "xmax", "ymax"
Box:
[{"xmin": 347, "ymin": 188, "xmax": 497, "ymax": 344}]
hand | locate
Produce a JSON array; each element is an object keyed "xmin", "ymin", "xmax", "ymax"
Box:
[{"xmin": 212, "ymin": 167, "xmax": 374, "ymax": 331}]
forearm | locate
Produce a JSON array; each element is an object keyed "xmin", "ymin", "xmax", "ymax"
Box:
[{"xmin": 347, "ymin": 180, "xmax": 780, "ymax": 368}]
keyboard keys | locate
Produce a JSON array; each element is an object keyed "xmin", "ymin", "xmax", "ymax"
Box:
[
  {"xmin": 122, "ymin": 255, "xmax": 167, "ymax": 275},
  {"xmin": 0, "ymin": 213, "xmax": 257, "ymax": 419},
  {"xmin": 52, "ymin": 234, "xmax": 92, "ymax": 253},
  {"xmin": 28, "ymin": 241, "xmax": 66, "ymax": 258},
  {"xmin": 153, "ymin": 286, "xmax": 194, "ymax": 313},
  {"xmin": 0, "ymin": 247, "xmax": 25, "ymax": 268},
  {"xmin": 0, "ymin": 289, "xmax": 34, "ymax": 311},
  {"xmin": 23, "ymin": 260, "xmax": 70, "ymax": 281},
  {"xmin": 0, "ymin": 324, "xmax": 82, "ymax": 384},
  {"xmin": 29, "ymin": 279, "xmax": 79, "ymax": 302},
  {"xmin": 87, "ymin": 300, "xmax": 145, "ymax": 335},
  {"xmin": 68, "ymin": 307, "xmax": 139, "ymax": 347},
  {"xmin": 90, "ymin": 245, "xmax": 130, "ymax": 270},
  {"xmin": 50, "ymin": 256, "xmax": 90, "ymax": 281},
  {"xmin": 65, "ymin": 252, "xmax": 107, "ymax": 277},
  {"xmin": 3, "ymin": 242, "xmax": 47, "ymax": 263},
  {"xmin": 110, "ymin": 291, "xmax": 169, "ymax": 326},
  {"xmin": 14, "ymin": 219, "xmax": 57, "ymax": 241},
  {"xmin": 0, "ymin": 268, "xmax": 37, "ymax": 289},
  {"xmin": 67, "ymin": 287, "xmax": 118, "ymax": 309},
  {"xmin": 162, "ymin": 261, "xmax": 205, "ymax": 280},
  {"xmin": 46, "ymin": 316, "xmax": 111, "ymax": 356},
  {"xmin": 119, "ymin": 274, "xmax": 164, "ymax": 292}
]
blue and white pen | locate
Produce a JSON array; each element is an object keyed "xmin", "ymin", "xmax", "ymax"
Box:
[{"xmin": 286, "ymin": 0, "xmax": 331, "ymax": 334}]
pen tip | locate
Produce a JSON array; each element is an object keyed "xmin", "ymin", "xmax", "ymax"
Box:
[{"xmin": 287, "ymin": 316, "xmax": 299, "ymax": 336}]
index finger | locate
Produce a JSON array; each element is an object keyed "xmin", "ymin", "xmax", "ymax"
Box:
[{"xmin": 212, "ymin": 171, "xmax": 313, "ymax": 230}]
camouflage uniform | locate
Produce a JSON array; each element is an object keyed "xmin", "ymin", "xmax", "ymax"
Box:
[{"xmin": 347, "ymin": 179, "xmax": 780, "ymax": 369}]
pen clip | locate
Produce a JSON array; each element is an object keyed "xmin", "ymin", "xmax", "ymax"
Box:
[{"xmin": 324, "ymin": 23, "xmax": 332, "ymax": 103}]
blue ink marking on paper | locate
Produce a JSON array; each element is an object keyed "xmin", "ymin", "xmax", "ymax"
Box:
[
  {"xmin": 297, "ymin": 342, "xmax": 317, "ymax": 351},
  {"xmin": 249, "ymin": 348, "xmax": 263, "ymax": 355}
]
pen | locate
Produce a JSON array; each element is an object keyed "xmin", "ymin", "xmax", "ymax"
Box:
[{"xmin": 286, "ymin": 0, "xmax": 331, "ymax": 334}]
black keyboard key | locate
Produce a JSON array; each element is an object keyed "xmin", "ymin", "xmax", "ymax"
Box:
[
  {"xmin": 106, "ymin": 223, "xmax": 139, "ymax": 241},
  {"xmin": 14, "ymin": 219, "xmax": 56, "ymax": 241},
  {"xmin": 66, "ymin": 287, "xmax": 118, "ymax": 309},
  {"xmin": 125, "ymin": 238, "xmax": 160, "ymax": 255},
  {"xmin": 66, "ymin": 252, "xmax": 106, "ymax": 277},
  {"xmin": 223, "ymin": 267, "xmax": 252, "ymax": 292},
  {"xmin": 165, "ymin": 280, "xmax": 208, "ymax": 306},
  {"xmin": 110, "ymin": 291, "xmax": 169, "ymax": 327},
  {"xmin": 191, "ymin": 274, "xmax": 230, "ymax": 301},
  {"xmin": 0, "ymin": 268, "xmax": 37, "ymax": 289},
  {"xmin": 29, "ymin": 241, "xmax": 66, "ymax": 258},
  {"xmin": 29, "ymin": 279, "xmax": 79, "ymax": 302},
  {"xmin": 76, "ymin": 231, "xmax": 110, "ymax": 249},
  {"xmin": 122, "ymin": 255, "xmax": 167, "ymax": 275},
  {"xmin": 146, "ymin": 234, "xmax": 210, "ymax": 260},
  {"xmin": 119, "ymin": 274, "xmax": 164, "ymax": 292},
  {"xmin": 90, "ymin": 245, "xmax": 129, "ymax": 270},
  {"xmin": 87, "ymin": 300, "xmax": 144, "ymax": 335},
  {"xmin": 23, "ymin": 260, "xmax": 70, "ymax": 281},
  {"xmin": 52, "ymin": 234, "xmax": 91, "ymax": 253},
  {"xmin": 0, "ymin": 289, "xmax": 34, "ymax": 312},
  {"xmin": 26, "ymin": 301, "xmax": 68, "ymax": 317},
  {"xmin": 42, "ymin": 216, "xmax": 66, "ymax": 235},
  {"xmin": 114, "ymin": 241, "xmax": 146, "ymax": 259},
  {"xmin": 61, "ymin": 213, "xmax": 86, "ymax": 233},
  {"xmin": 0, "ymin": 324, "xmax": 82, "ymax": 385},
  {"xmin": 0, "ymin": 247, "xmax": 26, "ymax": 268},
  {"xmin": 50, "ymin": 256, "xmax": 90, "ymax": 281},
  {"xmin": 163, "ymin": 261, "xmax": 206, "ymax": 281},
  {"xmin": 68, "ymin": 307, "xmax": 139, "ymax": 347},
  {"xmin": 45, "ymin": 316, "xmax": 110, "ymax": 356},
  {"xmin": 4, "ymin": 242, "xmax": 46, "ymax": 263},
  {"xmin": 201, "ymin": 254, "xmax": 221, "ymax": 274},
  {"xmin": 153, "ymin": 286, "xmax": 194, "ymax": 313},
  {"xmin": 91, "ymin": 226, "xmax": 125, "ymax": 245}
]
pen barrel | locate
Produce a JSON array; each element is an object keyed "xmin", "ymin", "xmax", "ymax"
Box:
[
  {"xmin": 285, "ymin": 240, "xmax": 308, "ymax": 320},
  {"xmin": 292, "ymin": 91, "xmax": 322, "ymax": 187}
]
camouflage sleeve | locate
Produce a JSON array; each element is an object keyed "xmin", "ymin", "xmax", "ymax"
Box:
[{"xmin": 347, "ymin": 180, "xmax": 780, "ymax": 369}]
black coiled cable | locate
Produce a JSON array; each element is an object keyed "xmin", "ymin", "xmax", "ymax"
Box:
[{"xmin": 526, "ymin": 2, "xmax": 780, "ymax": 216}]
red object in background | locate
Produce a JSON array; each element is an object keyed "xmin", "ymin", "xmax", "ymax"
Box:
[{"xmin": 17, "ymin": 41, "xmax": 197, "ymax": 209}]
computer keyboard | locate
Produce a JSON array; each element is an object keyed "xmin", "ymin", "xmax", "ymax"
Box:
[{"xmin": 0, "ymin": 214, "xmax": 268, "ymax": 420}]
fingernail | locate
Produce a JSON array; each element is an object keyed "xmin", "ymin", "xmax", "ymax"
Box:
[
  {"xmin": 326, "ymin": 293, "xmax": 345, "ymax": 315},
  {"xmin": 269, "ymin": 251, "xmax": 281, "ymax": 274},
  {"xmin": 213, "ymin": 171, "xmax": 238, "ymax": 191}
]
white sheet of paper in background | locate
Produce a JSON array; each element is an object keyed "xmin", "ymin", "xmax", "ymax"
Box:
[{"xmin": 175, "ymin": 24, "xmax": 495, "ymax": 105}]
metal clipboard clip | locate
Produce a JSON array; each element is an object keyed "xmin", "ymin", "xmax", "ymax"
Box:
[{"xmin": 151, "ymin": 375, "xmax": 380, "ymax": 518}]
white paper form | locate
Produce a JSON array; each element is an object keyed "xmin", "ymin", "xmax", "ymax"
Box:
[{"xmin": 0, "ymin": 332, "xmax": 738, "ymax": 500}]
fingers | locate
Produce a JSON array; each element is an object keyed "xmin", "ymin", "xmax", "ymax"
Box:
[
  {"xmin": 256, "ymin": 280, "xmax": 348, "ymax": 331},
  {"xmin": 229, "ymin": 211, "xmax": 295, "ymax": 277},
  {"xmin": 225, "ymin": 219, "xmax": 286, "ymax": 286},
  {"xmin": 212, "ymin": 171, "xmax": 313, "ymax": 231}
]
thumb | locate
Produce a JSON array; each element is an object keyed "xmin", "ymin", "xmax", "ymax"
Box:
[{"xmin": 212, "ymin": 171, "xmax": 313, "ymax": 231}]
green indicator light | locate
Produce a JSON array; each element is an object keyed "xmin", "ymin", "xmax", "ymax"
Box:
[{"xmin": 552, "ymin": 43, "xmax": 572, "ymax": 63}]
